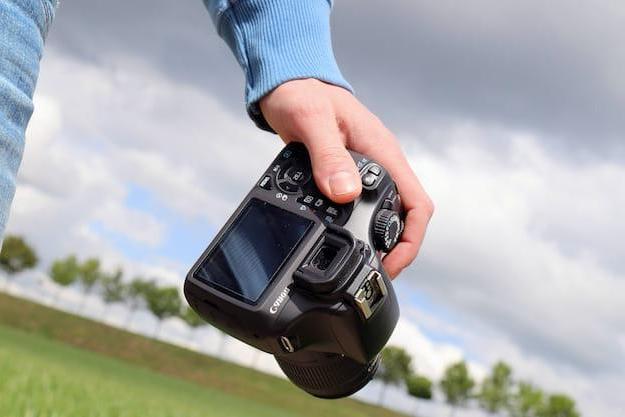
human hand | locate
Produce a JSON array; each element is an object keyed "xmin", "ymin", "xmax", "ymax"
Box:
[{"xmin": 259, "ymin": 79, "xmax": 434, "ymax": 278}]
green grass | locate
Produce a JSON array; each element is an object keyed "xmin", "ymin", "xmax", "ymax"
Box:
[
  {"xmin": 0, "ymin": 326, "xmax": 299, "ymax": 417},
  {"xmin": 0, "ymin": 293, "xmax": 404, "ymax": 417}
]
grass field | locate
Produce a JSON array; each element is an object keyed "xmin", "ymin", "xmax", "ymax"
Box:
[
  {"xmin": 0, "ymin": 326, "xmax": 304, "ymax": 417},
  {"xmin": 0, "ymin": 293, "xmax": 405, "ymax": 417}
]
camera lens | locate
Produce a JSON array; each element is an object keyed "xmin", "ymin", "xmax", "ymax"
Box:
[{"xmin": 275, "ymin": 352, "xmax": 380, "ymax": 399}]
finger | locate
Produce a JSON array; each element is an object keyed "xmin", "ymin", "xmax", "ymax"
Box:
[
  {"xmin": 375, "ymin": 150, "xmax": 434, "ymax": 277},
  {"xmin": 340, "ymin": 110, "xmax": 434, "ymax": 276},
  {"xmin": 382, "ymin": 206, "xmax": 431, "ymax": 278},
  {"xmin": 293, "ymin": 114, "xmax": 362, "ymax": 204}
]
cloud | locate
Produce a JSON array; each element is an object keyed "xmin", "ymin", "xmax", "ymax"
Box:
[
  {"xmin": 390, "ymin": 309, "xmax": 487, "ymax": 381},
  {"xmin": 93, "ymin": 202, "xmax": 165, "ymax": 247},
  {"xmin": 11, "ymin": 44, "xmax": 294, "ymax": 287},
  {"xmin": 398, "ymin": 125, "xmax": 625, "ymax": 414},
  {"xmin": 332, "ymin": 0, "xmax": 625, "ymax": 158},
  {"xmin": 47, "ymin": 0, "xmax": 625, "ymax": 158},
  {"xmin": 6, "ymin": 2, "xmax": 623, "ymax": 416}
]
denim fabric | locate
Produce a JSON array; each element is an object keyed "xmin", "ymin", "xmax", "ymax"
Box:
[{"xmin": 0, "ymin": 0, "xmax": 56, "ymax": 238}]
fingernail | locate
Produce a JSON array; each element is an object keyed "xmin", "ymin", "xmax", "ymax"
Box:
[{"xmin": 329, "ymin": 171, "xmax": 359, "ymax": 196}]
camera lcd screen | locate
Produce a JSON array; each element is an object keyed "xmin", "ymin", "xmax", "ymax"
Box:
[{"xmin": 194, "ymin": 198, "xmax": 313, "ymax": 303}]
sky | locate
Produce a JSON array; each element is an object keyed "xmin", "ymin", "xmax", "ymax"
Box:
[{"xmin": 6, "ymin": 0, "xmax": 625, "ymax": 416}]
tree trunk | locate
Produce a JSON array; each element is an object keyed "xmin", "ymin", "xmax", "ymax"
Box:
[
  {"xmin": 102, "ymin": 302, "xmax": 111, "ymax": 324},
  {"xmin": 378, "ymin": 383, "xmax": 388, "ymax": 406},
  {"xmin": 53, "ymin": 285, "xmax": 64, "ymax": 307},
  {"xmin": 217, "ymin": 331, "xmax": 228, "ymax": 357},
  {"xmin": 187, "ymin": 326, "xmax": 195, "ymax": 344},
  {"xmin": 250, "ymin": 349, "xmax": 262, "ymax": 369},
  {"xmin": 2, "ymin": 275, "xmax": 11, "ymax": 292},
  {"xmin": 124, "ymin": 306, "xmax": 137, "ymax": 330},
  {"xmin": 78, "ymin": 288, "xmax": 92, "ymax": 314},
  {"xmin": 154, "ymin": 319, "xmax": 163, "ymax": 339}
]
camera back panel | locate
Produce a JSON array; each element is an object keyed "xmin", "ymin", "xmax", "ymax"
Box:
[{"xmin": 184, "ymin": 142, "xmax": 401, "ymax": 368}]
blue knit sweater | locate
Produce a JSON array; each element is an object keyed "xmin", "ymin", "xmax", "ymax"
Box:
[{"xmin": 204, "ymin": 0, "xmax": 352, "ymax": 130}]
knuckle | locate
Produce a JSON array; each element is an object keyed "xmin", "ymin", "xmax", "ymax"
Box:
[
  {"xmin": 395, "ymin": 259, "xmax": 411, "ymax": 275},
  {"xmin": 315, "ymin": 146, "xmax": 352, "ymax": 171},
  {"xmin": 423, "ymin": 196, "xmax": 435, "ymax": 217},
  {"xmin": 287, "ymin": 100, "xmax": 331, "ymax": 124}
]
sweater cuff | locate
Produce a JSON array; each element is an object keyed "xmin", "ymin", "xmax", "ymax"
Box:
[{"xmin": 216, "ymin": 0, "xmax": 353, "ymax": 132}]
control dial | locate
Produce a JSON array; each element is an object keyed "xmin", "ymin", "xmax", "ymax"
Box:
[{"xmin": 373, "ymin": 209, "xmax": 402, "ymax": 252}]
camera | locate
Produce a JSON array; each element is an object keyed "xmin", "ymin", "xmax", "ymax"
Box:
[{"xmin": 184, "ymin": 142, "xmax": 403, "ymax": 398}]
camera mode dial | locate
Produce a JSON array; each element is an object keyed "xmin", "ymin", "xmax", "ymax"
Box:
[{"xmin": 373, "ymin": 209, "xmax": 402, "ymax": 252}]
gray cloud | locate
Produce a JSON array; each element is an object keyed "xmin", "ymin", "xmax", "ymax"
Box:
[
  {"xmin": 24, "ymin": 1, "xmax": 625, "ymax": 415},
  {"xmin": 332, "ymin": 0, "xmax": 625, "ymax": 159},
  {"xmin": 49, "ymin": 0, "xmax": 625, "ymax": 160},
  {"xmin": 47, "ymin": 0, "xmax": 245, "ymax": 111}
]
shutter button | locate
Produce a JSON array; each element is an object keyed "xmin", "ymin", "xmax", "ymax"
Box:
[{"xmin": 362, "ymin": 173, "xmax": 377, "ymax": 187}]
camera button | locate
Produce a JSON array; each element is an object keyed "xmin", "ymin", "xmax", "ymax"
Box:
[
  {"xmin": 277, "ymin": 179, "xmax": 299, "ymax": 193},
  {"xmin": 259, "ymin": 175, "xmax": 272, "ymax": 190},
  {"xmin": 284, "ymin": 166, "xmax": 311, "ymax": 186},
  {"xmin": 362, "ymin": 173, "xmax": 377, "ymax": 187},
  {"xmin": 326, "ymin": 206, "xmax": 339, "ymax": 217},
  {"xmin": 298, "ymin": 194, "xmax": 315, "ymax": 205},
  {"xmin": 313, "ymin": 198, "xmax": 325, "ymax": 209},
  {"xmin": 382, "ymin": 198, "xmax": 393, "ymax": 210},
  {"xmin": 367, "ymin": 164, "xmax": 381, "ymax": 175}
]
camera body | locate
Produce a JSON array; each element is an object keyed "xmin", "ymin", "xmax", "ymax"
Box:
[{"xmin": 184, "ymin": 142, "xmax": 403, "ymax": 398}]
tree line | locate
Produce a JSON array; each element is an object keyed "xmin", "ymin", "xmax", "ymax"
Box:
[
  {"xmin": 376, "ymin": 345, "xmax": 581, "ymax": 417},
  {"xmin": 0, "ymin": 235, "xmax": 206, "ymax": 338},
  {"xmin": 1, "ymin": 236, "xmax": 582, "ymax": 417}
]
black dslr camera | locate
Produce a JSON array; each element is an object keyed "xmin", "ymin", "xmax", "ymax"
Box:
[{"xmin": 184, "ymin": 142, "xmax": 403, "ymax": 398}]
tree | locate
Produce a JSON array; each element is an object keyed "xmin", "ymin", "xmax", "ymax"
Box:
[
  {"xmin": 123, "ymin": 278, "xmax": 155, "ymax": 329},
  {"xmin": 406, "ymin": 373, "xmax": 433, "ymax": 417},
  {"xmin": 180, "ymin": 305, "xmax": 205, "ymax": 343},
  {"xmin": 0, "ymin": 235, "xmax": 38, "ymax": 290},
  {"xmin": 509, "ymin": 382, "xmax": 544, "ymax": 417},
  {"xmin": 180, "ymin": 305, "xmax": 204, "ymax": 328},
  {"xmin": 75, "ymin": 258, "xmax": 103, "ymax": 312},
  {"xmin": 79, "ymin": 258, "xmax": 101, "ymax": 291},
  {"xmin": 478, "ymin": 361, "xmax": 514, "ymax": 414},
  {"xmin": 406, "ymin": 374, "xmax": 433, "ymax": 400},
  {"xmin": 145, "ymin": 285, "xmax": 182, "ymax": 337},
  {"xmin": 440, "ymin": 361, "xmax": 475, "ymax": 416},
  {"xmin": 539, "ymin": 394, "xmax": 580, "ymax": 417},
  {"xmin": 49, "ymin": 255, "xmax": 80, "ymax": 304},
  {"xmin": 100, "ymin": 268, "xmax": 125, "ymax": 319},
  {"xmin": 376, "ymin": 346, "xmax": 413, "ymax": 404}
]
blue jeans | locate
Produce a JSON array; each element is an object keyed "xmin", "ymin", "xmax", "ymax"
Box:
[{"xmin": 0, "ymin": 0, "xmax": 56, "ymax": 237}]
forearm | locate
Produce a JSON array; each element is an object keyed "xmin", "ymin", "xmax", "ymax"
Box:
[
  {"xmin": 203, "ymin": 0, "xmax": 352, "ymax": 130},
  {"xmin": 0, "ymin": 0, "xmax": 57, "ymax": 236}
]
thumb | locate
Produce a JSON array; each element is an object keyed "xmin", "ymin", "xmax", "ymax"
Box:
[{"xmin": 299, "ymin": 124, "xmax": 362, "ymax": 204}]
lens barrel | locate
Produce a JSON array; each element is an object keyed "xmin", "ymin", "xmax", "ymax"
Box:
[{"xmin": 275, "ymin": 352, "xmax": 380, "ymax": 399}]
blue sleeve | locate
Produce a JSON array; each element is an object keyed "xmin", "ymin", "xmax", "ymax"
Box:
[{"xmin": 203, "ymin": 0, "xmax": 353, "ymax": 131}]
